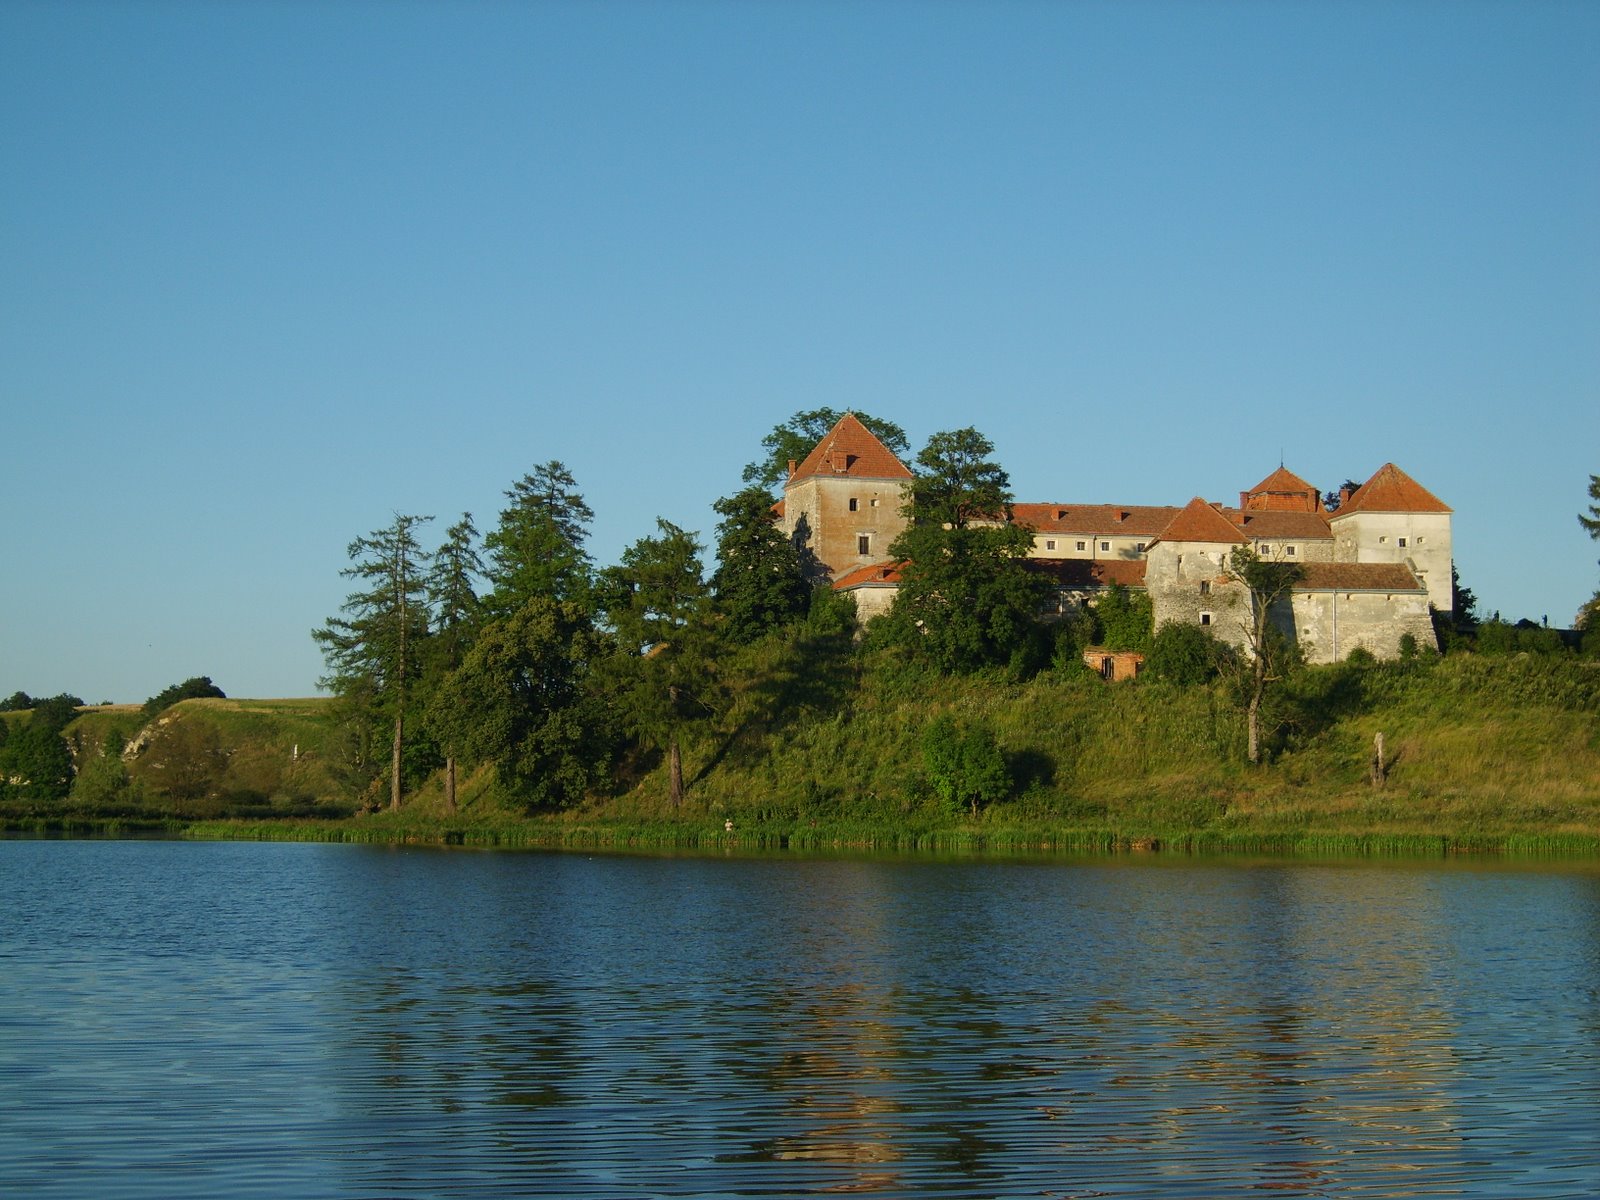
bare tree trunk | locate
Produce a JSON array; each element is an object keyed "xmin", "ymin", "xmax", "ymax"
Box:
[
  {"xmin": 390, "ymin": 713, "xmax": 403, "ymax": 810},
  {"xmin": 1371, "ymin": 732, "xmax": 1386, "ymax": 787},
  {"xmin": 1247, "ymin": 652, "xmax": 1266, "ymax": 765},
  {"xmin": 445, "ymin": 755, "xmax": 457, "ymax": 813},
  {"xmin": 669, "ymin": 739, "xmax": 684, "ymax": 808}
]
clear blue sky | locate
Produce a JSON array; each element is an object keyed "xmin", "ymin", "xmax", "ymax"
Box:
[{"xmin": 3, "ymin": 0, "xmax": 1596, "ymax": 703}]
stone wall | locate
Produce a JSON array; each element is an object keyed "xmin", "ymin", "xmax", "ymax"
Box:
[
  {"xmin": 1329, "ymin": 510, "xmax": 1453, "ymax": 612},
  {"xmin": 782, "ymin": 475, "xmax": 908, "ymax": 580},
  {"xmin": 1288, "ymin": 588, "xmax": 1437, "ymax": 663}
]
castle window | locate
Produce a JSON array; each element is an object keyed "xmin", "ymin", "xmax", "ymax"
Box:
[
  {"xmin": 1200, "ymin": 612, "xmax": 1212, "ymax": 626},
  {"xmin": 1045, "ymin": 539, "xmax": 1056, "ymax": 550},
  {"xmin": 1286, "ymin": 545, "xmax": 1296, "ymax": 557},
  {"xmin": 870, "ymin": 498, "xmax": 879, "ymax": 508},
  {"xmin": 1397, "ymin": 537, "xmax": 1407, "ymax": 548},
  {"xmin": 1379, "ymin": 536, "xmax": 1388, "ymax": 544},
  {"xmin": 1100, "ymin": 541, "xmax": 1110, "ymax": 551},
  {"xmin": 1077, "ymin": 541, "xmax": 1086, "ymax": 551},
  {"xmin": 857, "ymin": 535, "xmax": 870, "ymax": 555},
  {"xmin": 1200, "ymin": 580, "xmax": 1211, "ymax": 595},
  {"xmin": 1135, "ymin": 542, "xmax": 1146, "ymax": 553},
  {"xmin": 848, "ymin": 497, "xmax": 858, "ymax": 512}
]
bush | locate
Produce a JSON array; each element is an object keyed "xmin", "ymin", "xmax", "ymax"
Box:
[
  {"xmin": 922, "ymin": 714, "xmax": 1012, "ymax": 816},
  {"xmin": 1145, "ymin": 622, "xmax": 1225, "ymax": 686}
]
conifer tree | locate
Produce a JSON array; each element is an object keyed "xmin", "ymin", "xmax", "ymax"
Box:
[
  {"xmin": 313, "ymin": 513, "xmax": 433, "ymax": 810},
  {"xmin": 483, "ymin": 462, "xmax": 594, "ymax": 616},
  {"xmin": 424, "ymin": 514, "xmax": 485, "ymax": 812}
]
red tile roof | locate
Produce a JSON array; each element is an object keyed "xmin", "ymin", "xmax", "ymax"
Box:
[
  {"xmin": 1235, "ymin": 510, "xmax": 1333, "ymax": 540},
  {"xmin": 1294, "ymin": 563, "xmax": 1425, "ymax": 591},
  {"xmin": 789, "ymin": 412, "xmax": 913, "ymax": 484},
  {"xmin": 1026, "ymin": 558, "xmax": 1147, "ymax": 588},
  {"xmin": 1151, "ymin": 498, "xmax": 1249, "ymax": 546},
  {"xmin": 833, "ymin": 561, "xmax": 906, "ymax": 589},
  {"xmin": 1334, "ymin": 463, "xmax": 1451, "ymax": 516},
  {"xmin": 1247, "ymin": 465, "xmax": 1316, "ymax": 496},
  {"xmin": 1011, "ymin": 502, "xmax": 1179, "ymax": 537}
]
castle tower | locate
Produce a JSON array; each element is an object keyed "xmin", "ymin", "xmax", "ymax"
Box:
[
  {"xmin": 779, "ymin": 413, "xmax": 912, "ymax": 580},
  {"xmin": 1328, "ymin": 463, "xmax": 1453, "ymax": 613}
]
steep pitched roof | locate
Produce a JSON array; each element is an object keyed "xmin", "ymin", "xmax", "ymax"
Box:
[
  {"xmin": 788, "ymin": 413, "xmax": 912, "ymax": 484},
  {"xmin": 1234, "ymin": 510, "xmax": 1334, "ymax": 540},
  {"xmin": 1150, "ymin": 497, "xmax": 1249, "ymax": 547},
  {"xmin": 1333, "ymin": 463, "xmax": 1451, "ymax": 516},
  {"xmin": 1011, "ymin": 503, "xmax": 1179, "ymax": 537},
  {"xmin": 1242, "ymin": 465, "xmax": 1323, "ymax": 512},
  {"xmin": 1294, "ymin": 562, "xmax": 1426, "ymax": 592},
  {"xmin": 1248, "ymin": 465, "xmax": 1316, "ymax": 496}
]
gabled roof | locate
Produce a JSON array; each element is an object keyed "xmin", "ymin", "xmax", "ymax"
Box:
[
  {"xmin": 1294, "ymin": 562, "xmax": 1426, "ymax": 592},
  {"xmin": 1012, "ymin": 502, "xmax": 1179, "ymax": 537},
  {"xmin": 788, "ymin": 413, "xmax": 912, "ymax": 485},
  {"xmin": 1333, "ymin": 463, "xmax": 1451, "ymax": 516},
  {"xmin": 1150, "ymin": 497, "xmax": 1249, "ymax": 547}
]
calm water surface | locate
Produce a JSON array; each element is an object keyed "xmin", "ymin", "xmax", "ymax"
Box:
[{"xmin": 2, "ymin": 840, "xmax": 1598, "ymax": 1198}]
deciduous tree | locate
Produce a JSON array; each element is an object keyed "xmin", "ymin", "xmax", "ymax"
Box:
[
  {"xmin": 885, "ymin": 428, "xmax": 1049, "ymax": 673},
  {"xmin": 600, "ymin": 520, "xmax": 716, "ymax": 806},
  {"xmin": 426, "ymin": 598, "xmax": 609, "ymax": 810},
  {"xmin": 1225, "ymin": 546, "xmax": 1304, "ymax": 765},
  {"xmin": 711, "ymin": 486, "xmax": 809, "ymax": 643}
]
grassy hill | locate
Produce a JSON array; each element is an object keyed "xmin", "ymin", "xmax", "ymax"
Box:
[{"xmin": 8, "ymin": 651, "xmax": 1600, "ymax": 854}]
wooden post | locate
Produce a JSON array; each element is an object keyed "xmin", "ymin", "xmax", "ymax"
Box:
[{"xmin": 1371, "ymin": 731, "xmax": 1386, "ymax": 787}]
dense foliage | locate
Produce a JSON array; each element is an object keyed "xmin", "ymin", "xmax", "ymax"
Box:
[{"xmin": 143, "ymin": 676, "xmax": 226, "ymax": 719}]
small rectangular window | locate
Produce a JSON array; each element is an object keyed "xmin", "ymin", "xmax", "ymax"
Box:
[
  {"xmin": 1136, "ymin": 542, "xmax": 1146, "ymax": 553},
  {"xmin": 848, "ymin": 497, "xmax": 858, "ymax": 512},
  {"xmin": 1379, "ymin": 536, "xmax": 1388, "ymax": 544},
  {"xmin": 1100, "ymin": 541, "xmax": 1110, "ymax": 552},
  {"xmin": 1200, "ymin": 612, "xmax": 1212, "ymax": 626},
  {"xmin": 857, "ymin": 535, "xmax": 870, "ymax": 555},
  {"xmin": 1076, "ymin": 541, "xmax": 1086, "ymax": 551},
  {"xmin": 1415, "ymin": 535, "xmax": 1424, "ymax": 544},
  {"xmin": 1286, "ymin": 545, "xmax": 1296, "ymax": 557},
  {"xmin": 1397, "ymin": 537, "xmax": 1407, "ymax": 548},
  {"xmin": 1200, "ymin": 580, "xmax": 1211, "ymax": 595},
  {"xmin": 1045, "ymin": 539, "xmax": 1056, "ymax": 550},
  {"xmin": 870, "ymin": 498, "xmax": 879, "ymax": 508}
]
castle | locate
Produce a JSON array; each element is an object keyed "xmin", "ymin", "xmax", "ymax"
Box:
[{"xmin": 777, "ymin": 413, "xmax": 1450, "ymax": 664}]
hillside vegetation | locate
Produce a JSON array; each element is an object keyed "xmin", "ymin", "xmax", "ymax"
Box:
[{"xmin": 9, "ymin": 648, "xmax": 1598, "ymax": 855}]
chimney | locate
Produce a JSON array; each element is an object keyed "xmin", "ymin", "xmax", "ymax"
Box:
[
  {"xmin": 1239, "ymin": 491, "xmax": 1250, "ymax": 510},
  {"xmin": 787, "ymin": 459, "xmax": 797, "ymax": 479},
  {"xmin": 1339, "ymin": 484, "xmax": 1354, "ymax": 507}
]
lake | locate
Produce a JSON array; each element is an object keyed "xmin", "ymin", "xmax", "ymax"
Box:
[{"xmin": 2, "ymin": 839, "xmax": 1598, "ymax": 1198}]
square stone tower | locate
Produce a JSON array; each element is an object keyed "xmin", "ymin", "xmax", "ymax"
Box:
[{"xmin": 779, "ymin": 412, "xmax": 913, "ymax": 580}]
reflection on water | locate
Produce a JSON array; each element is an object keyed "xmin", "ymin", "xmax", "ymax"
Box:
[{"xmin": 2, "ymin": 842, "xmax": 1598, "ymax": 1197}]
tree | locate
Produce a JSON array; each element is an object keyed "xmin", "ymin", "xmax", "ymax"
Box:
[
  {"xmin": 711, "ymin": 486, "xmax": 809, "ymax": 644},
  {"xmin": 1580, "ymin": 473, "xmax": 1600, "ymax": 543},
  {"xmin": 313, "ymin": 513, "xmax": 433, "ymax": 810},
  {"xmin": 142, "ymin": 676, "xmax": 226, "ymax": 720},
  {"xmin": 0, "ymin": 708, "xmax": 75, "ymax": 800},
  {"xmin": 1226, "ymin": 547, "xmax": 1305, "ymax": 765},
  {"xmin": 1095, "ymin": 584, "xmax": 1153, "ymax": 653},
  {"xmin": 600, "ymin": 520, "xmax": 716, "ymax": 806},
  {"xmin": 1145, "ymin": 621, "xmax": 1228, "ymax": 686},
  {"xmin": 885, "ymin": 428, "xmax": 1050, "ymax": 673},
  {"xmin": 426, "ymin": 599, "xmax": 609, "ymax": 810},
  {"xmin": 905, "ymin": 427, "xmax": 1014, "ymax": 529},
  {"xmin": 743, "ymin": 408, "xmax": 910, "ymax": 489},
  {"xmin": 483, "ymin": 462, "xmax": 595, "ymax": 616},
  {"xmin": 922, "ymin": 715, "xmax": 1011, "ymax": 816},
  {"xmin": 423, "ymin": 514, "xmax": 485, "ymax": 812}
]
